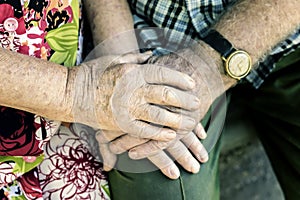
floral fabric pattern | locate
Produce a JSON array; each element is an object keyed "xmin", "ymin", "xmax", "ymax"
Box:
[
  {"xmin": 39, "ymin": 126, "xmax": 109, "ymax": 200},
  {"xmin": 0, "ymin": 0, "xmax": 109, "ymax": 199},
  {"xmin": 0, "ymin": 107, "xmax": 59, "ymax": 156}
]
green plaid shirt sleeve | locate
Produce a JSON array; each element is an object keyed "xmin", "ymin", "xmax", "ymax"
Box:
[{"xmin": 129, "ymin": 0, "xmax": 300, "ymax": 89}]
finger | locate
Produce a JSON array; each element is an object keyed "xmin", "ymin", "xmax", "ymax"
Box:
[
  {"xmin": 109, "ymin": 135, "xmax": 149, "ymax": 154},
  {"xmin": 181, "ymin": 132, "xmax": 209, "ymax": 163},
  {"xmin": 132, "ymin": 104, "xmax": 197, "ymax": 132},
  {"xmin": 148, "ymin": 151, "xmax": 180, "ymax": 179},
  {"xmin": 113, "ymin": 51, "xmax": 153, "ymax": 65},
  {"xmin": 96, "ymin": 130, "xmax": 126, "ymax": 144},
  {"xmin": 142, "ymin": 85, "xmax": 200, "ymax": 111},
  {"xmin": 156, "ymin": 106, "xmax": 200, "ymax": 134},
  {"xmin": 167, "ymin": 140, "xmax": 200, "ymax": 174},
  {"xmin": 193, "ymin": 123, "xmax": 207, "ymax": 139},
  {"xmin": 127, "ymin": 120, "xmax": 177, "ymax": 141},
  {"xmin": 143, "ymin": 65, "xmax": 196, "ymax": 90},
  {"xmin": 128, "ymin": 139, "xmax": 174, "ymax": 159},
  {"xmin": 98, "ymin": 143, "xmax": 117, "ymax": 171}
]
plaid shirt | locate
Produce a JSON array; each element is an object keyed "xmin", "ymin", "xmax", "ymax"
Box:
[{"xmin": 129, "ymin": 0, "xmax": 300, "ymax": 88}]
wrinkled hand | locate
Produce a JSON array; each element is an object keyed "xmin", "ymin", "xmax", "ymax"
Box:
[
  {"xmin": 72, "ymin": 52, "xmax": 201, "ymax": 141},
  {"xmin": 96, "ymin": 123, "xmax": 208, "ymax": 179},
  {"xmin": 147, "ymin": 50, "xmax": 220, "ymax": 120},
  {"xmin": 94, "ymin": 49, "xmax": 223, "ymax": 179}
]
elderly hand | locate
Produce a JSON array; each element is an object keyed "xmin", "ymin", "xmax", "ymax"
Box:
[
  {"xmin": 72, "ymin": 52, "xmax": 202, "ymax": 141},
  {"xmin": 96, "ymin": 123, "xmax": 208, "ymax": 179},
  {"xmin": 94, "ymin": 48, "xmax": 224, "ymax": 179}
]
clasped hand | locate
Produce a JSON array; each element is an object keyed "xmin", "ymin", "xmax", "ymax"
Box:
[
  {"xmin": 73, "ymin": 52, "xmax": 200, "ymax": 138},
  {"xmin": 73, "ymin": 51, "xmax": 211, "ymax": 179}
]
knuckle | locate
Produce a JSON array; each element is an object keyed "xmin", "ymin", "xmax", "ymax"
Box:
[
  {"xmin": 188, "ymin": 135, "xmax": 198, "ymax": 145},
  {"xmin": 109, "ymin": 143, "xmax": 121, "ymax": 153},
  {"xmin": 96, "ymin": 132, "xmax": 109, "ymax": 144},
  {"xmin": 152, "ymin": 107, "xmax": 165, "ymax": 122},
  {"xmin": 143, "ymin": 85, "xmax": 153, "ymax": 97},
  {"xmin": 167, "ymin": 140, "xmax": 180, "ymax": 150},
  {"xmin": 131, "ymin": 104, "xmax": 148, "ymax": 119},
  {"xmin": 135, "ymin": 121, "xmax": 148, "ymax": 138},
  {"xmin": 143, "ymin": 65, "xmax": 154, "ymax": 80},
  {"xmin": 198, "ymin": 143, "xmax": 206, "ymax": 152},
  {"xmin": 161, "ymin": 87, "xmax": 170, "ymax": 104},
  {"xmin": 153, "ymin": 140, "xmax": 170, "ymax": 150},
  {"xmin": 144, "ymin": 65, "xmax": 166, "ymax": 83},
  {"xmin": 156, "ymin": 66, "xmax": 165, "ymax": 82}
]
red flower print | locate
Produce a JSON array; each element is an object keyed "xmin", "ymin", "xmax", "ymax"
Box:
[
  {"xmin": 17, "ymin": 44, "xmax": 30, "ymax": 55},
  {"xmin": 0, "ymin": 4, "xmax": 14, "ymax": 24},
  {"xmin": 0, "ymin": 4, "xmax": 26, "ymax": 34},
  {"xmin": 18, "ymin": 168, "xmax": 43, "ymax": 199},
  {"xmin": 0, "ymin": 107, "xmax": 43, "ymax": 156}
]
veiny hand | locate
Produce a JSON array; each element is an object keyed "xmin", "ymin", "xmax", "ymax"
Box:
[
  {"xmin": 94, "ymin": 48, "xmax": 222, "ymax": 178},
  {"xmin": 146, "ymin": 50, "xmax": 219, "ymax": 121},
  {"xmin": 72, "ymin": 52, "xmax": 201, "ymax": 141}
]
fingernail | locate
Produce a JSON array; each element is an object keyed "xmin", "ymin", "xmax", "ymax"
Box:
[
  {"xmin": 197, "ymin": 151, "xmax": 209, "ymax": 163},
  {"xmin": 169, "ymin": 165, "xmax": 180, "ymax": 179},
  {"xmin": 200, "ymin": 128, "xmax": 207, "ymax": 139},
  {"xmin": 103, "ymin": 165, "xmax": 112, "ymax": 171},
  {"xmin": 191, "ymin": 163, "xmax": 200, "ymax": 173},
  {"xmin": 201, "ymin": 154, "xmax": 209, "ymax": 163}
]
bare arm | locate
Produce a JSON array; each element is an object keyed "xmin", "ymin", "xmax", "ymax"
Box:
[
  {"xmin": 84, "ymin": 0, "xmax": 139, "ymax": 54},
  {"xmin": 197, "ymin": 0, "xmax": 300, "ymax": 90},
  {"xmin": 0, "ymin": 0, "xmax": 154, "ymax": 124},
  {"xmin": 0, "ymin": 48, "xmax": 73, "ymax": 121},
  {"xmin": 0, "ymin": 0, "xmax": 139, "ymax": 123}
]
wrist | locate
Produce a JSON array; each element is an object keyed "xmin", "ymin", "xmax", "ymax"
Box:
[
  {"xmin": 213, "ymin": 0, "xmax": 300, "ymax": 68},
  {"xmin": 71, "ymin": 62, "xmax": 119, "ymax": 129},
  {"xmin": 194, "ymin": 41, "xmax": 238, "ymax": 90},
  {"xmin": 70, "ymin": 64, "xmax": 100, "ymax": 128}
]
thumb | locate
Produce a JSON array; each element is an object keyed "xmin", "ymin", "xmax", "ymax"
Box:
[
  {"xmin": 112, "ymin": 51, "xmax": 153, "ymax": 65},
  {"xmin": 99, "ymin": 143, "xmax": 117, "ymax": 171}
]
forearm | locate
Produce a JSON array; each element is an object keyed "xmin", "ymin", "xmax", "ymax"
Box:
[
  {"xmin": 0, "ymin": 48, "xmax": 74, "ymax": 121},
  {"xmin": 198, "ymin": 0, "xmax": 300, "ymax": 89},
  {"xmin": 84, "ymin": 0, "xmax": 138, "ymax": 53}
]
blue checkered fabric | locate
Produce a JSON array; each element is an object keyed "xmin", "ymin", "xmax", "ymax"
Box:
[{"xmin": 129, "ymin": 0, "xmax": 300, "ymax": 88}]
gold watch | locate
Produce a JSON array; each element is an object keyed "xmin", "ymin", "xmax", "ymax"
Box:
[{"xmin": 203, "ymin": 30, "xmax": 252, "ymax": 80}]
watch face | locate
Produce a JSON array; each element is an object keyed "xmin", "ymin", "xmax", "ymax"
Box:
[{"xmin": 226, "ymin": 50, "xmax": 251, "ymax": 79}]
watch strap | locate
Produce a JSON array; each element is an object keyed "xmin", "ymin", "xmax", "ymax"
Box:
[{"xmin": 202, "ymin": 30, "xmax": 235, "ymax": 58}]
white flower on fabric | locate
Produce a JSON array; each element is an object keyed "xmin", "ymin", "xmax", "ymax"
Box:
[
  {"xmin": 38, "ymin": 126, "xmax": 109, "ymax": 200},
  {"xmin": 0, "ymin": 162, "xmax": 17, "ymax": 187},
  {"xmin": 34, "ymin": 116, "xmax": 61, "ymax": 149}
]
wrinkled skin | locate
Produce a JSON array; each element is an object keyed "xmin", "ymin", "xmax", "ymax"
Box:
[
  {"xmin": 72, "ymin": 52, "xmax": 201, "ymax": 141},
  {"xmin": 97, "ymin": 48, "xmax": 224, "ymax": 179}
]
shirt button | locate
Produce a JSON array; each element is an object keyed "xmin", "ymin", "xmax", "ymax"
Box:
[{"xmin": 4, "ymin": 17, "xmax": 19, "ymax": 32}]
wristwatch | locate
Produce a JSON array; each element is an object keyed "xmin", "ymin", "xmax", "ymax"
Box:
[{"xmin": 202, "ymin": 30, "xmax": 252, "ymax": 80}]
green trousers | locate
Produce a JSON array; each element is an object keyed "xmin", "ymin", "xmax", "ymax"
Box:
[{"xmin": 108, "ymin": 47, "xmax": 300, "ymax": 200}]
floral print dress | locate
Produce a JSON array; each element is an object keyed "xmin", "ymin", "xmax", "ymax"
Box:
[{"xmin": 0, "ymin": 0, "xmax": 109, "ymax": 199}]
